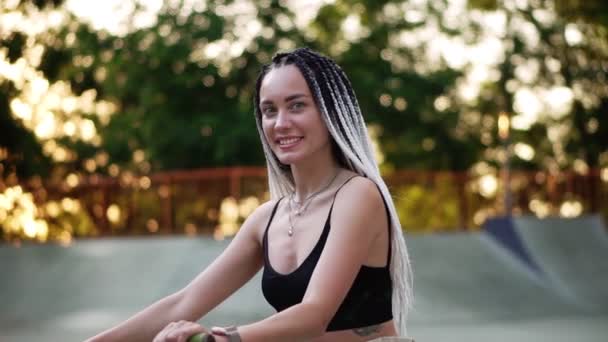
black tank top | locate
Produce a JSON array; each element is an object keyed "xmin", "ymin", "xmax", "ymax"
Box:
[{"xmin": 261, "ymin": 177, "xmax": 393, "ymax": 331}]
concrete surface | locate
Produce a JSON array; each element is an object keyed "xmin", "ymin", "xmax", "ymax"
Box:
[{"xmin": 1, "ymin": 216, "xmax": 607, "ymax": 341}]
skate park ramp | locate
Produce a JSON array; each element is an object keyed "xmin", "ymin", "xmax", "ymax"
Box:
[
  {"xmin": 405, "ymin": 231, "xmax": 607, "ymax": 341},
  {"xmin": 485, "ymin": 215, "xmax": 608, "ymax": 312},
  {"xmin": 0, "ymin": 238, "xmax": 274, "ymax": 342},
  {"xmin": 2, "ymin": 216, "xmax": 608, "ymax": 342},
  {"xmin": 406, "ymin": 232, "xmax": 578, "ymax": 324}
]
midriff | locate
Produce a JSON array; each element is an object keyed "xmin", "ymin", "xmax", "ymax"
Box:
[{"xmin": 311, "ymin": 320, "xmax": 397, "ymax": 342}]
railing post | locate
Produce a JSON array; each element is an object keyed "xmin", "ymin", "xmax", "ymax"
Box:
[
  {"xmin": 230, "ymin": 167, "xmax": 241, "ymax": 200},
  {"xmin": 100, "ymin": 186, "xmax": 110, "ymax": 235},
  {"xmin": 159, "ymin": 179, "xmax": 174, "ymax": 234},
  {"xmin": 456, "ymin": 172, "xmax": 469, "ymax": 230}
]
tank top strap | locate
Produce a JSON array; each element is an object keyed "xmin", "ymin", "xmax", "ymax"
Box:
[
  {"xmin": 329, "ymin": 176, "xmax": 393, "ymax": 268},
  {"xmin": 378, "ymin": 190, "xmax": 392, "ymax": 267},
  {"xmin": 315, "ymin": 175, "xmax": 361, "ymax": 248},
  {"xmin": 327, "ymin": 175, "xmax": 360, "ymax": 216},
  {"xmin": 263, "ymin": 197, "xmax": 284, "ymax": 249}
]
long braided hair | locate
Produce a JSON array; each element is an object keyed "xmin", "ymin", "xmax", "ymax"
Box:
[{"xmin": 253, "ymin": 47, "xmax": 413, "ymax": 335}]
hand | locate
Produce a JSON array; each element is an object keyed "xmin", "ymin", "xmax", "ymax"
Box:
[
  {"xmin": 210, "ymin": 326, "xmax": 236, "ymax": 342},
  {"xmin": 153, "ymin": 320, "xmax": 208, "ymax": 342}
]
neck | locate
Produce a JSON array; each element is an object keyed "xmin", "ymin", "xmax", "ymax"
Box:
[{"xmin": 290, "ymin": 158, "xmax": 341, "ymax": 202}]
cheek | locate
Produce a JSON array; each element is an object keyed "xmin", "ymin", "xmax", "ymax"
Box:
[
  {"xmin": 313, "ymin": 119, "xmax": 331, "ymax": 143},
  {"xmin": 319, "ymin": 130, "xmax": 332, "ymax": 147}
]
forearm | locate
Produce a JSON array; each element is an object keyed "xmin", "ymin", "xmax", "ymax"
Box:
[
  {"xmin": 236, "ymin": 302, "xmax": 327, "ymax": 342},
  {"xmin": 87, "ymin": 291, "xmax": 187, "ymax": 342}
]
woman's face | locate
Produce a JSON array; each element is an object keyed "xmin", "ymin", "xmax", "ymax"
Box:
[{"xmin": 259, "ymin": 65, "xmax": 332, "ymax": 167}]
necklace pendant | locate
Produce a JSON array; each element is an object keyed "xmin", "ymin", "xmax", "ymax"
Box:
[{"xmin": 288, "ymin": 227, "xmax": 293, "ymax": 236}]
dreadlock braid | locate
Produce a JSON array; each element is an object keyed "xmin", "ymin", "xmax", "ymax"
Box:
[
  {"xmin": 253, "ymin": 47, "xmax": 413, "ymax": 336},
  {"xmin": 293, "ymin": 50, "xmax": 372, "ymax": 175},
  {"xmin": 298, "ymin": 50, "xmax": 362, "ymax": 136},
  {"xmin": 298, "ymin": 51, "xmax": 363, "ymax": 153},
  {"xmin": 292, "ymin": 55, "xmax": 362, "ymax": 168}
]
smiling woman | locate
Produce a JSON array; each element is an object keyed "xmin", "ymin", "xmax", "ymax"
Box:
[
  {"xmin": 259, "ymin": 65, "xmax": 334, "ymax": 169},
  {"xmin": 86, "ymin": 48, "xmax": 413, "ymax": 342}
]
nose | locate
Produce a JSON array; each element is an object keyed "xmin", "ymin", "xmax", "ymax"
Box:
[{"xmin": 274, "ymin": 110, "xmax": 292, "ymax": 130}]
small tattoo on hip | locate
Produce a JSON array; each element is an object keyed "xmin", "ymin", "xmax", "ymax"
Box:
[{"xmin": 352, "ymin": 324, "xmax": 381, "ymax": 336}]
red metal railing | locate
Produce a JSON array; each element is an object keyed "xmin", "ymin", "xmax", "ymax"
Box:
[{"xmin": 13, "ymin": 167, "xmax": 608, "ymax": 236}]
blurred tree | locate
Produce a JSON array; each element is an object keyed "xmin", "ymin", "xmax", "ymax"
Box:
[
  {"xmin": 463, "ymin": 0, "xmax": 608, "ymax": 212},
  {"xmin": 1, "ymin": 0, "xmax": 606, "ymax": 179},
  {"xmin": 394, "ymin": 176, "xmax": 462, "ymax": 231},
  {"xmin": 55, "ymin": 1, "xmax": 311, "ymax": 172},
  {"xmin": 0, "ymin": 79, "xmax": 51, "ymax": 179},
  {"xmin": 470, "ymin": 0, "xmax": 608, "ymax": 27},
  {"xmin": 554, "ymin": 0, "xmax": 608, "ymax": 28},
  {"xmin": 309, "ymin": 0, "xmax": 479, "ymax": 171},
  {"xmin": 0, "ymin": 0, "xmax": 65, "ymax": 179},
  {"xmin": 464, "ymin": 0, "xmax": 608, "ymax": 171},
  {"xmin": 1, "ymin": 0, "xmax": 607, "ymax": 240}
]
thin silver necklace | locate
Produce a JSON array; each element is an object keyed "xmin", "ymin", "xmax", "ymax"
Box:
[{"xmin": 287, "ymin": 171, "xmax": 339, "ymax": 237}]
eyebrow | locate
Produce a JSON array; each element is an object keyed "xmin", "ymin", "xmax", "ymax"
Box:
[{"xmin": 260, "ymin": 93, "xmax": 309, "ymax": 105}]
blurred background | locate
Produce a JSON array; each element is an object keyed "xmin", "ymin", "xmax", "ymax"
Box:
[
  {"xmin": 1, "ymin": 0, "xmax": 607, "ymax": 243},
  {"xmin": 1, "ymin": 0, "xmax": 607, "ymax": 341}
]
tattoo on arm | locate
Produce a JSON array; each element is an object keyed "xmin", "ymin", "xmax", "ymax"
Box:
[{"xmin": 352, "ymin": 324, "xmax": 381, "ymax": 336}]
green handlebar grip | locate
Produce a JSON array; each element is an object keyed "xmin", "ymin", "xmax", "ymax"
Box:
[{"xmin": 187, "ymin": 332, "xmax": 215, "ymax": 342}]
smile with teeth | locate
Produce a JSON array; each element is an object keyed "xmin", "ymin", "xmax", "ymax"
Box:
[{"xmin": 278, "ymin": 137, "xmax": 302, "ymax": 146}]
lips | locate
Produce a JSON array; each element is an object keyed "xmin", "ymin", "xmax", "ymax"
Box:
[{"xmin": 276, "ymin": 136, "xmax": 303, "ymax": 149}]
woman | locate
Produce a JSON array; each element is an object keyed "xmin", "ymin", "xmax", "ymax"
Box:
[{"xmin": 87, "ymin": 48, "xmax": 413, "ymax": 342}]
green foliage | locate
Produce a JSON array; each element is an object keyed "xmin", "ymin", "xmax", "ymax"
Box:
[
  {"xmin": 56, "ymin": 3, "xmax": 309, "ymax": 172},
  {"xmin": 468, "ymin": 0, "xmax": 498, "ymax": 11},
  {"xmin": 126, "ymin": 190, "xmax": 162, "ymax": 234},
  {"xmin": 47, "ymin": 206, "xmax": 97, "ymax": 237},
  {"xmin": 0, "ymin": 84, "xmax": 51, "ymax": 179},
  {"xmin": 315, "ymin": 0, "xmax": 476, "ymax": 170},
  {"xmin": 554, "ymin": 0, "xmax": 608, "ymax": 27},
  {"xmin": 1, "ymin": 0, "xmax": 607, "ymax": 182},
  {"xmin": 393, "ymin": 175, "xmax": 462, "ymax": 232}
]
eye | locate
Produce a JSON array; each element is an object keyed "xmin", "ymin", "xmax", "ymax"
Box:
[
  {"xmin": 289, "ymin": 102, "xmax": 305, "ymax": 111},
  {"xmin": 261, "ymin": 106, "xmax": 277, "ymax": 117}
]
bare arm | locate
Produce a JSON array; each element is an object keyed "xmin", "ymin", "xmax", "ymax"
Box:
[
  {"xmin": 87, "ymin": 200, "xmax": 277, "ymax": 342},
  {"xmin": 233, "ymin": 178, "xmax": 386, "ymax": 341}
]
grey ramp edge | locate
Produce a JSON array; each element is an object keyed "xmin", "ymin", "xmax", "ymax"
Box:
[
  {"xmin": 1, "ymin": 238, "xmax": 223, "ymax": 322},
  {"xmin": 513, "ymin": 215, "xmax": 608, "ymax": 311},
  {"xmin": 0, "ymin": 237, "xmax": 274, "ymax": 341},
  {"xmin": 406, "ymin": 232, "xmax": 579, "ymax": 325},
  {"xmin": 2, "ymin": 233, "xmax": 606, "ymax": 342}
]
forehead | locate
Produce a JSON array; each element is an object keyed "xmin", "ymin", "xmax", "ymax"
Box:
[{"xmin": 259, "ymin": 65, "xmax": 312, "ymax": 102}]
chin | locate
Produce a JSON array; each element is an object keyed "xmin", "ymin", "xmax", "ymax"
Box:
[
  {"xmin": 276, "ymin": 157, "xmax": 297, "ymax": 166},
  {"xmin": 275, "ymin": 153, "xmax": 304, "ymax": 166}
]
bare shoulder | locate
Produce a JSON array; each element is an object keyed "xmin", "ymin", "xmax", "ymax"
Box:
[
  {"xmin": 240, "ymin": 198, "xmax": 282, "ymax": 241},
  {"xmin": 250, "ymin": 198, "xmax": 280, "ymax": 218},
  {"xmin": 336, "ymin": 176, "xmax": 384, "ymax": 211},
  {"xmin": 331, "ymin": 176, "xmax": 386, "ymax": 233}
]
